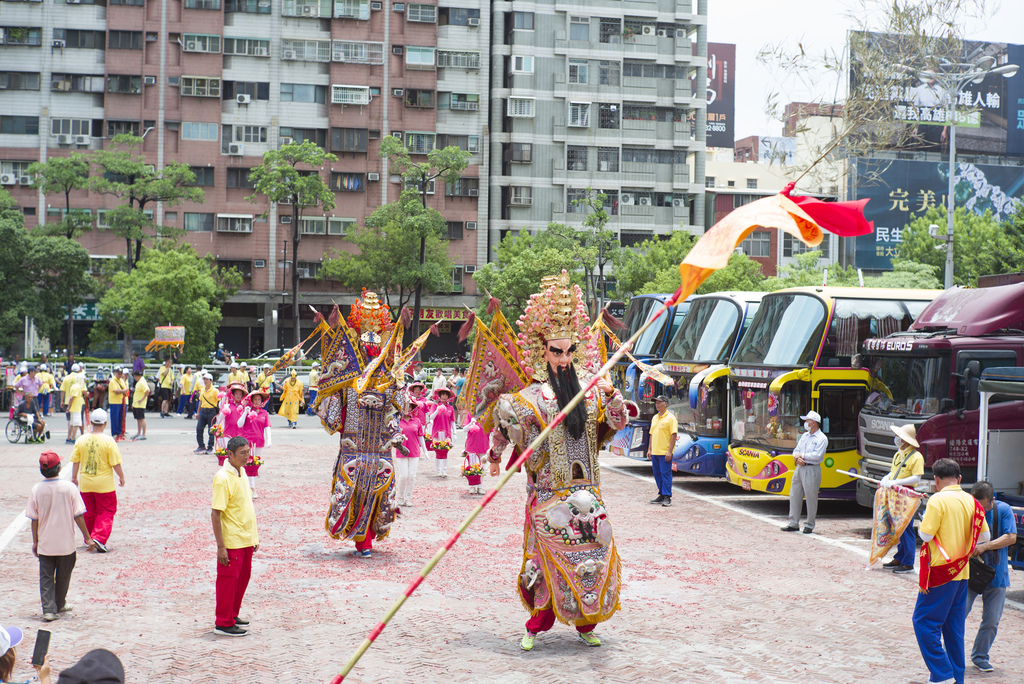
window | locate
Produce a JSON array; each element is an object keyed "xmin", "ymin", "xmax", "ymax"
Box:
[
  {"xmin": 507, "ymin": 98, "xmax": 535, "ymax": 117},
  {"xmin": 282, "ymin": 0, "xmax": 323, "ymax": 15},
  {"xmin": 0, "ymin": 116, "xmax": 40, "ymax": 135},
  {"xmin": 217, "ymin": 215, "xmax": 253, "ymax": 233},
  {"xmin": 597, "ymin": 147, "xmax": 619, "ymax": 173},
  {"xmin": 226, "ymin": 0, "xmax": 269, "ymax": 12},
  {"xmin": 281, "ymin": 83, "xmax": 327, "ymax": 103},
  {"xmin": 3, "ymin": 27, "xmax": 43, "ymax": 46},
  {"xmin": 508, "ymin": 142, "xmax": 532, "ymax": 162},
  {"xmin": 446, "ymin": 178, "xmax": 478, "ymax": 197},
  {"xmin": 53, "ymin": 29, "xmax": 105, "ymax": 49},
  {"xmin": 568, "ymin": 60, "xmax": 588, "ymax": 84},
  {"xmin": 451, "ymin": 266, "xmax": 464, "ymax": 293},
  {"xmin": 181, "ymin": 122, "xmax": 218, "ymax": 140},
  {"xmin": 405, "ymin": 46, "xmax": 435, "ymax": 69},
  {"xmin": 437, "ymin": 50, "xmax": 480, "ymax": 68},
  {"xmin": 568, "ymin": 102, "xmax": 591, "ymax": 127},
  {"xmin": 181, "ymin": 76, "xmax": 221, "ymax": 97},
  {"xmin": 405, "ymin": 132, "xmax": 435, "ymax": 154},
  {"xmin": 511, "ymin": 55, "xmax": 533, "ymax": 73},
  {"xmin": 621, "ymin": 147, "xmax": 686, "ymax": 164},
  {"xmin": 51, "ymin": 74, "xmax": 104, "ymax": 93},
  {"xmin": 443, "ymin": 221, "xmax": 464, "ymax": 239},
  {"xmin": 440, "ymin": 93, "xmax": 479, "ymax": 111},
  {"xmin": 282, "ymin": 38, "xmax": 331, "ymax": 62},
  {"xmin": 440, "ymin": 7, "xmax": 479, "ymax": 25},
  {"xmin": 183, "ymin": 34, "xmax": 221, "ymax": 53},
  {"xmin": 406, "ymin": 3, "xmax": 435, "ymax": 22},
  {"xmin": 599, "ymin": 17, "xmax": 621, "ymax": 43},
  {"xmin": 404, "ymin": 178, "xmax": 435, "ymax": 195},
  {"xmin": 281, "ymin": 127, "xmax": 327, "ymax": 147},
  {"xmin": 512, "ymin": 11, "xmax": 534, "ymax": 29},
  {"xmin": 106, "ymin": 75, "xmax": 141, "ymax": 94},
  {"xmin": 331, "ymin": 127, "xmax": 368, "ymax": 153},
  {"xmin": 566, "ymin": 145, "xmax": 587, "ymax": 171},
  {"xmin": 226, "ymin": 168, "xmax": 254, "ymax": 188},
  {"xmin": 656, "ymin": 193, "xmax": 684, "ymax": 207},
  {"xmin": 216, "ymin": 259, "xmax": 252, "ymax": 279},
  {"xmin": 331, "ymin": 85, "xmax": 371, "ymax": 105},
  {"xmin": 405, "ymin": 89, "xmax": 434, "ymax": 108},
  {"xmin": 296, "ymin": 261, "xmax": 321, "ymax": 278},
  {"xmin": 0, "ymin": 72, "xmax": 41, "ymax": 91},
  {"xmin": 740, "ymin": 230, "xmax": 771, "ymax": 257},
  {"xmin": 224, "ymin": 38, "xmax": 271, "ymax": 55},
  {"xmin": 569, "ymin": 16, "xmax": 590, "ymax": 41},
  {"xmin": 184, "ymin": 212, "xmax": 215, "ymax": 232},
  {"xmin": 332, "ymin": 40, "xmax": 384, "ymax": 64},
  {"xmin": 510, "ymin": 186, "xmax": 532, "ymax": 205},
  {"xmin": 599, "ymin": 61, "xmax": 620, "ymax": 87},
  {"xmin": 566, "ymin": 188, "xmax": 588, "ymax": 213},
  {"xmin": 190, "ymin": 166, "xmax": 215, "ymax": 186},
  {"xmin": 704, "ymin": 176, "xmax": 715, "ymax": 188},
  {"xmin": 300, "ymin": 217, "xmax": 326, "ymax": 235},
  {"xmin": 108, "ymin": 31, "xmax": 143, "ymax": 50},
  {"xmin": 107, "ymin": 120, "xmax": 140, "ymax": 137},
  {"xmin": 50, "ymin": 119, "xmax": 91, "ymax": 136},
  {"xmin": 334, "ymin": 0, "xmax": 370, "ymax": 19},
  {"xmin": 109, "ymin": 0, "xmax": 144, "ymax": 5},
  {"xmin": 783, "ymin": 233, "xmax": 830, "ymax": 258},
  {"xmin": 0, "ymin": 161, "xmax": 33, "ymax": 179},
  {"xmin": 746, "ymin": 178, "xmax": 758, "ymax": 189},
  {"xmin": 234, "ymin": 125, "xmax": 268, "ymax": 142},
  {"xmin": 598, "ymin": 103, "xmax": 620, "ymax": 129},
  {"xmin": 223, "ymin": 81, "xmax": 270, "ymax": 100},
  {"xmin": 328, "ymin": 218, "xmax": 355, "ymax": 235},
  {"xmin": 437, "ymin": 134, "xmax": 480, "ymax": 153},
  {"xmin": 330, "ymin": 172, "xmax": 365, "ymax": 191}
]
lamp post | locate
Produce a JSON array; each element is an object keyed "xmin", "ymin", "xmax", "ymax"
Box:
[{"xmin": 907, "ymin": 55, "xmax": 1019, "ymax": 288}]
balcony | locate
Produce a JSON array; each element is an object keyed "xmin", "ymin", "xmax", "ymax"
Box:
[
  {"xmin": 620, "ymin": 161, "xmax": 655, "ymax": 183},
  {"xmin": 449, "ymin": 100, "xmax": 480, "ymax": 111},
  {"xmin": 673, "ymin": 164, "xmax": 692, "ymax": 190},
  {"xmin": 622, "ymin": 118, "xmax": 655, "ymax": 132}
]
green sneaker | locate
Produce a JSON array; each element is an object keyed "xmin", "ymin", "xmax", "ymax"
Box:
[
  {"xmin": 578, "ymin": 632, "xmax": 601, "ymax": 647},
  {"xmin": 520, "ymin": 632, "xmax": 536, "ymax": 651}
]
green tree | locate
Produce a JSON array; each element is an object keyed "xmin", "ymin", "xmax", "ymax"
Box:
[
  {"xmin": 614, "ymin": 232, "xmax": 697, "ymax": 297},
  {"xmin": 898, "ymin": 206, "xmax": 1012, "ymax": 287},
  {"xmin": 764, "ymin": 251, "xmax": 860, "ymax": 290},
  {"xmin": 0, "ymin": 191, "xmax": 44, "ymax": 350},
  {"xmin": 864, "ymin": 260, "xmax": 942, "ymax": 289},
  {"xmin": 379, "ymin": 135, "xmax": 471, "ymax": 334},
  {"xmin": 26, "ymin": 235, "xmax": 95, "ymax": 353},
  {"xmin": 90, "ymin": 134, "xmax": 204, "ymax": 271},
  {"xmin": 248, "ymin": 141, "xmax": 337, "ymax": 347},
  {"xmin": 319, "ymin": 190, "xmax": 453, "ymax": 318},
  {"xmin": 92, "ymin": 245, "xmax": 241, "ymax": 365},
  {"xmin": 638, "ymin": 252, "xmax": 767, "ymax": 295}
]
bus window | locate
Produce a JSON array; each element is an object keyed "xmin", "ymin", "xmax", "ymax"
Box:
[
  {"xmin": 820, "ymin": 299, "xmax": 919, "ymax": 367},
  {"xmin": 733, "ymin": 294, "xmax": 825, "ymax": 366},
  {"xmin": 817, "ymin": 385, "xmax": 868, "ymax": 452},
  {"xmin": 955, "ymin": 352, "xmax": 1018, "ymax": 411}
]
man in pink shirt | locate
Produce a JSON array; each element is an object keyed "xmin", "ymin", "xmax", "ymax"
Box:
[{"xmin": 26, "ymin": 451, "xmax": 96, "ymax": 622}]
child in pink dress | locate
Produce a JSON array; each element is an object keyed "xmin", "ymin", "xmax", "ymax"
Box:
[
  {"xmin": 426, "ymin": 387, "xmax": 456, "ymax": 477},
  {"xmin": 216, "ymin": 383, "xmax": 247, "ymax": 452},
  {"xmin": 237, "ymin": 387, "xmax": 272, "ymax": 498},
  {"xmin": 395, "ymin": 408, "xmax": 427, "ymax": 507},
  {"xmin": 462, "ymin": 415, "xmax": 490, "ymax": 495}
]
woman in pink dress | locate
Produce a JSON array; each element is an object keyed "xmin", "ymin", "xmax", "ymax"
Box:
[
  {"xmin": 237, "ymin": 387, "xmax": 272, "ymax": 498},
  {"xmin": 462, "ymin": 415, "xmax": 490, "ymax": 495},
  {"xmin": 406, "ymin": 381, "xmax": 431, "ymax": 429},
  {"xmin": 216, "ymin": 382, "xmax": 247, "ymax": 452},
  {"xmin": 395, "ymin": 407, "xmax": 427, "ymax": 507},
  {"xmin": 426, "ymin": 387, "xmax": 456, "ymax": 477}
]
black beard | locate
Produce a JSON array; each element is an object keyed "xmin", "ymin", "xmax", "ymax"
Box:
[{"xmin": 548, "ymin": 362, "xmax": 586, "ymax": 441}]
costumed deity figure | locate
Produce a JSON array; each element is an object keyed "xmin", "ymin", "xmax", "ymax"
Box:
[
  {"xmin": 480, "ymin": 273, "xmax": 634, "ymax": 651},
  {"xmin": 237, "ymin": 387, "xmax": 272, "ymax": 498},
  {"xmin": 348, "ymin": 289, "xmax": 392, "ymax": 359},
  {"xmin": 426, "ymin": 387, "xmax": 456, "ymax": 477}
]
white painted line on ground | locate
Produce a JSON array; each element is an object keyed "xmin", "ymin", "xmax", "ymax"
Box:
[{"xmin": 0, "ymin": 458, "xmax": 73, "ymax": 558}]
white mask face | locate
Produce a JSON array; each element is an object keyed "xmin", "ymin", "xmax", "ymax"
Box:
[
  {"xmin": 894, "ymin": 435, "xmax": 903, "ymax": 447},
  {"xmin": 803, "ymin": 421, "xmax": 812, "ymax": 431}
]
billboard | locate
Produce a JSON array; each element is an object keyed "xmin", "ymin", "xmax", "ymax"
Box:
[
  {"xmin": 704, "ymin": 43, "xmax": 735, "ymax": 148},
  {"xmin": 851, "ymin": 157, "xmax": 1024, "ymax": 270},
  {"xmin": 850, "ymin": 32, "xmax": 1024, "ymax": 156}
]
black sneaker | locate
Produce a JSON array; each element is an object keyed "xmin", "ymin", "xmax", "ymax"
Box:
[
  {"xmin": 649, "ymin": 495, "xmax": 665, "ymax": 504},
  {"xmin": 882, "ymin": 559, "xmax": 901, "ymax": 568},
  {"xmin": 893, "ymin": 564, "xmax": 915, "ymax": 574},
  {"xmin": 234, "ymin": 617, "xmax": 250, "ymax": 626},
  {"xmin": 802, "ymin": 526, "xmax": 813, "ymax": 534},
  {"xmin": 93, "ymin": 540, "xmax": 107, "ymax": 553},
  {"xmin": 661, "ymin": 498, "xmax": 672, "ymax": 507},
  {"xmin": 214, "ymin": 625, "xmax": 248, "ymax": 637},
  {"xmin": 780, "ymin": 525, "xmax": 799, "ymax": 532},
  {"xmin": 194, "ymin": 447, "xmax": 206, "ymax": 454}
]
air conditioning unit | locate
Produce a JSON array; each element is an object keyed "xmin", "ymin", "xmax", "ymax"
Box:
[
  {"xmin": 301, "ymin": 5, "xmax": 316, "ymax": 15},
  {"xmin": 297, "ymin": 268, "xmax": 311, "ymax": 278},
  {"xmin": 75, "ymin": 135, "xmax": 90, "ymax": 145},
  {"xmin": 280, "ymin": 216, "xmax": 292, "ymax": 224},
  {"xmin": 392, "ymin": 46, "xmax": 404, "ymax": 55},
  {"xmin": 67, "ymin": 0, "xmax": 81, "ymax": 4},
  {"xmin": 282, "ymin": 50, "xmax": 298, "ymax": 60},
  {"xmin": 57, "ymin": 134, "xmax": 73, "ymax": 145},
  {"xmin": 466, "ymin": 221, "xmax": 477, "ymax": 230},
  {"xmin": 468, "ymin": 188, "xmax": 479, "ymax": 196},
  {"xmin": 657, "ymin": 28, "xmax": 669, "ymax": 37},
  {"xmin": 673, "ymin": 197, "xmax": 684, "ymax": 207},
  {"xmin": 19, "ymin": 176, "xmax": 31, "ymax": 185},
  {"xmin": 392, "ymin": 88, "xmax": 404, "ymax": 97},
  {"xmin": 228, "ymin": 143, "xmax": 244, "ymax": 155},
  {"xmin": 144, "ymin": 76, "xmax": 156, "ymax": 85},
  {"xmin": 638, "ymin": 196, "xmax": 651, "ymax": 206},
  {"xmin": 371, "ymin": 1, "xmax": 382, "ymax": 8},
  {"xmin": 464, "ymin": 265, "xmax": 476, "ymax": 273},
  {"xmin": 186, "ymin": 41, "xmax": 198, "ymax": 51},
  {"xmin": 367, "ymin": 172, "xmax": 380, "ymax": 181},
  {"xmin": 467, "ymin": 17, "xmax": 479, "ymax": 26},
  {"xmin": 53, "ymin": 39, "xmax": 66, "ymax": 48},
  {"xmin": 641, "ymin": 25, "xmax": 655, "ymax": 35},
  {"xmin": 0, "ymin": 174, "xmax": 16, "ymax": 186},
  {"xmin": 280, "ymin": 136, "xmax": 293, "ymax": 145},
  {"xmin": 391, "ymin": 131, "xmax": 403, "ymax": 141},
  {"xmin": 254, "ymin": 259, "xmax": 267, "ymax": 268},
  {"xmin": 237, "ymin": 94, "xmax": 251, "ymax": 104},
  {"xmin": 620, "ymin": 193, "xmax": 634, "ymax": 205},
  {"xmin": 254, "ymin": 47, "xmax": 269, "ymax": 56}
]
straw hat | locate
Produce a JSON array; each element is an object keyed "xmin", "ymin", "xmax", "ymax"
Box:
[{"xmin": 890, "ymin": 424, "xmax": 919, "ymax": 448}]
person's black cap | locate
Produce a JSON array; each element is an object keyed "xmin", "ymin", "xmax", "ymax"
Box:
[
  {"xmin": 654, "ymin": 394, "xmax": 670, "ymax": 403},
  {"xmin": 57, "ymin": 649, "xmax": 125, "ymax": 684}
]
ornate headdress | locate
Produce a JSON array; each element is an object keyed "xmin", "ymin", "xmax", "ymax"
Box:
[
  {"xmin": 517, "ymin": 271, "xmax": 592, "ymax": 382},
  {"xmin": 348, "ymin": 289, "xmax": 392, "ymax": 356}
]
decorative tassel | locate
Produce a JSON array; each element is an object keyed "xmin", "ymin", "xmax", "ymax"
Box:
[
  {"xmin": 485, "ymin": 289, "xmax": 501, "ymax": 315},
  {"xmin": 401, "ymin": 307, "xmax": 412, "ymax": 328},
  {"xmin": 328, "ymin": 305, "xmax": 340, "ymax": 329},
  {"xmin": 601, "ymin": 307, "xmax": 624, "ymax": 331},
  {"xmin": 429, "ymin": 323, "xmax": 440, "ymax": 337},
  {"xmin": 313, "ymin": 311, "xmax": 325, "ymax": 325},
  {"xmin": 457, "ymin": 313, "xmax": 476, "ymax": 342}
]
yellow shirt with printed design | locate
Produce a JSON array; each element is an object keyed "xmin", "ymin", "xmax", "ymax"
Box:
[{"xmin": 71, "ymin": 433, "xmax": 123, "ymax": 494}]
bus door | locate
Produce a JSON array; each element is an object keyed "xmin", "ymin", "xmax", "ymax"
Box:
[{"xmin": 814, "ymin": 381, "xmax": 869, "ymax": 487}]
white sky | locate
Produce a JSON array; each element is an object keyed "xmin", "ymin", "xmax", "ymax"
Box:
[{"xmin": 707, "ymin": 0, "xmax": 1024, "ymax": 141}]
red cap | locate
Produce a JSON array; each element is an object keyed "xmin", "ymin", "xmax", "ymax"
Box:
[{"xmin": 39, "ymin": 451, "xmax": 62, "ymax": 468}]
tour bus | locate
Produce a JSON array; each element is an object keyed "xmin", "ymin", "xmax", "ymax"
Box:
[
  {"xmin": 658, "ymin": 292, "xmax": 765, "ymax": 476},
  {"xmin": 607, "ymin": 293, "xmax": 690, "ymax": 459},
  {"xmin": 856, "ymin": 283, "xmax": 1024, "ymax": 507},
  {"xmin": 724, "ymin": 287, "xmax": 940, "ymax": 497}
]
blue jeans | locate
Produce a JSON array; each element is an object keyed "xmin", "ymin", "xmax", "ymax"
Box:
[
  {"xmin": 913, "ymin": 579, "xmax": 968, "ymax": 684},
  {"xmin": 109, "ymin": 404, "xmax": 124, "ymax": 437},
  {"xmin": 306, "ymin": 390, "xmax": 317, "ymax": 415},
  {"xmin": 176, "ymin": 394, "xmax": 190, "ymax": 414},
  {"xmin": 40, "ymin": 393, "xmax": 51, "ymax": 416},
  {"xmin": 651, "ymin": 453, "xmax": 673, "ymax": 497},
  {"xmin": 966, "ymin": 585, "xmax": 1007, "ymax": 665},
  {"xmin": 895, "ymin": 521, "xmax": 917, "ymax": 566},
  {"xmin": 197, "ymin": 407, "xmax": 218, "ymax": 449}
]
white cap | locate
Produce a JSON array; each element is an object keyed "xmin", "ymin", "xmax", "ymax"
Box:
[
  {"xmin": 90, "ymin": 408, "xmax": 108, "ymax": 424},
  {"xmin": 312, "ymin": 361, "xmax": 319, "ymax": 367},
  {"xmin": 72, "ymin": 363, "xmax": 81, "ymax": 372},
  {"xmin": 263, "ymin": 363, "xmax": 271, "ymax": 369},
  {"xmin": 800, "ymin": 410, "xmax": 822, "ymax": 425},
  {"xmin": 230, "ymin": 362, "xmax": 239, "ymax": 368},
  {"xmin": 0, "ymin": 624, "xmax": 24, "ymax": 652},
  {"xmin": 241, "ymin": 361, "xmax": 248, "ymax": 367},
  {"xmin": 39, "ymin": 364, "xmax": 47, "ymax": 370}
]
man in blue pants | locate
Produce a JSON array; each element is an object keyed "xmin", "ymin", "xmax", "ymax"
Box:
[
  {"xmin": 912, "ymin": 459, "xmax": 990, "ymax": 684},
  {"xmin": 881, "ymin": 424, "xmax": 924, "ymax": 573},
  {"xmin": 647, "ymin": 395, "xmax": 677, "ymax": 507}
]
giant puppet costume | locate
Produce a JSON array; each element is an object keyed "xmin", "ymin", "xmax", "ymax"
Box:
[{"xmin": 461, "ymin": 272, "xmax": 634, "ymax": 649}]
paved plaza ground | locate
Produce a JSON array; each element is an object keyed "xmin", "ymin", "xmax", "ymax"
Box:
[{"xmin": 1, "ymin": 412, "xmax": 1023, "ymax": 683}]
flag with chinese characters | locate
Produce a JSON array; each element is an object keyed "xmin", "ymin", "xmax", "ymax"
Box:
[{"xmin": 867, "ymin": 484, "xmax": 925, "ymax": 568}]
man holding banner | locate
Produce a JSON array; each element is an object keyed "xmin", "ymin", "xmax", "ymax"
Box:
[{"xmin": 912, "ymin": 458, "xmax": 990, "ymax": 684}]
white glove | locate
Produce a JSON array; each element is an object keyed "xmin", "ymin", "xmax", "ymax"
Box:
[
  {"xmin": 879, "ymin": 475, "xmax": 892, "ymax": 489},
  {"xmin": 264, "ymin": 426, "xmax": 272, "ymax": 448}
]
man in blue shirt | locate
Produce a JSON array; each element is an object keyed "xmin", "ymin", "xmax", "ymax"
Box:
[
  {"xmin": 966, "ymin": 481, "xmax": 1018, "ymax": 674},
  {"xmin": 781, "ymin": 410, "xmax": 829, "ymax": 534}
]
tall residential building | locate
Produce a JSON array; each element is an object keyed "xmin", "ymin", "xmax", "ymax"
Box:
[
  {"xmin": 488, "ymin": 0, "xmax": 707, "ymax": 271},
  {"xmin": 0, "ymin": 0, "xmax": 487, "ymax": 355}
]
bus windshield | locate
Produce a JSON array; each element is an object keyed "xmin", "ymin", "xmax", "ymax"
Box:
[
  {"xmin": 732, "ymin": 294, "xmax": 826, "ymax": 367},
  {"xmin": 863, "ymin": 355, "xmax": 951, "ymax": 417},
  {"xmin": 731, "ymin": 383, "xmax": 810, "ymax": 450},
  {"xmin": 664, "ymin": 298, "xmax": 741, "ymax": 362},
  {"xmin": 633, "ymin": 301, "xmax": 690, "ymax": 356},
  {"xmin": 673, "ymin": 375, "xmax": 728, "ymax": 437}
]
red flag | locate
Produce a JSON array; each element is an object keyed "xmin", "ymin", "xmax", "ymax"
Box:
[{"xmin": 781, "ymin": 182, "xmax": 874, "ymax": 237}]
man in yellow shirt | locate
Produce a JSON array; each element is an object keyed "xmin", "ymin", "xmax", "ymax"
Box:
[
  {"xmin": 177, "ymin": 366, "xmax": 194, "ymax": 417},
  {"xmin": 64, "ymin": 374, "xmax": 86, "ymax": 444},
  {"xmin": 647, "ymin": 394, "xmax": 678, "ymax": 507},
  {"xmin": 228, "ymin": 362, "xmax": 247, "ymax": 387},
  {"xmin": 107, "ymin": 367, "xmax": 130, "ymax": 442},
  {"xmin": 196, "ymin": 372, "xmax": 220, "ymax": 453},
  {"xmin": 881, "ymin": 424, "xmax": 925, "ymax": 573},
  {"xmin": 71, "ymin": 409, "xmax": 125, "ymax": 554},
  {"xmin": 131, "ymin": 370, "xmax": 151, "ymax": 441},
  {"xmin": 255, "ymin": 364, "xmax": 274, "ymax": 393},
  {"xmin": 157, "ymin": 358, "xmax": 175, "ymax": 418},
  {"xmin": 211, "ymin": 435, "xmax": 259, "ymax": 637},
  {"xmin": 912, "ymin": 458, "xmax": 990, "ymax": 684},
  {"xmin": 305, "ymin": 362, "xmax": 320, "ymax": 416}
]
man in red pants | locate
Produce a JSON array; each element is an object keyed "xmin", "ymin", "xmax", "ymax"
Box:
[
  {"xmin": 211, "ymin": 436, "xmax": 259, "ymax": 637},
  {"xmin": 70, "ymin": 409, "xmax": 125, "ymax": 554}
]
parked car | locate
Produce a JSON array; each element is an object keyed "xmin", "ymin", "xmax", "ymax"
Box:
[{"xmin": 253, "ymin": 348, "xmax": 287, "ymax": 361}]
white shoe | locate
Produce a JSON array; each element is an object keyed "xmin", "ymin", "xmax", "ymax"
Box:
[{"xmin": 251, "ymin": 490, "xmax": 259, "ymax": 499}]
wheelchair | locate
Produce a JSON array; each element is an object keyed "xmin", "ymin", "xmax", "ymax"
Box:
[{"xmin": 6, "ymin": 414, "xmax": 30, "ymax": 444}]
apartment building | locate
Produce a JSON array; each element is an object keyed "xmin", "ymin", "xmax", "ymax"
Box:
[
  {"xmin": 0, "ymin": 0, "xmax": 487, "ymax": 354},
  {"xmin": 488, "ymin": 0, "xmax": 708, "ymax": 264}
]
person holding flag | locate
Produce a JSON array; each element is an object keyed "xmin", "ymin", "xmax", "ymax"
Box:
[{"xmin": 880, "ymin": 424, "xmax": 925, "ymax": 574}]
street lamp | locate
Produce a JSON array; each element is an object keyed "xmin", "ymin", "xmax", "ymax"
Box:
[{"xmin": 906, "ymin": 55, "xmax": 1019, "ymax": 288}]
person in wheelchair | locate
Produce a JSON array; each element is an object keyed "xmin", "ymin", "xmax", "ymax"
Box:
[{"xmin": 15, "ymin": 398, "xmax": 49, "ymax": 444}]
